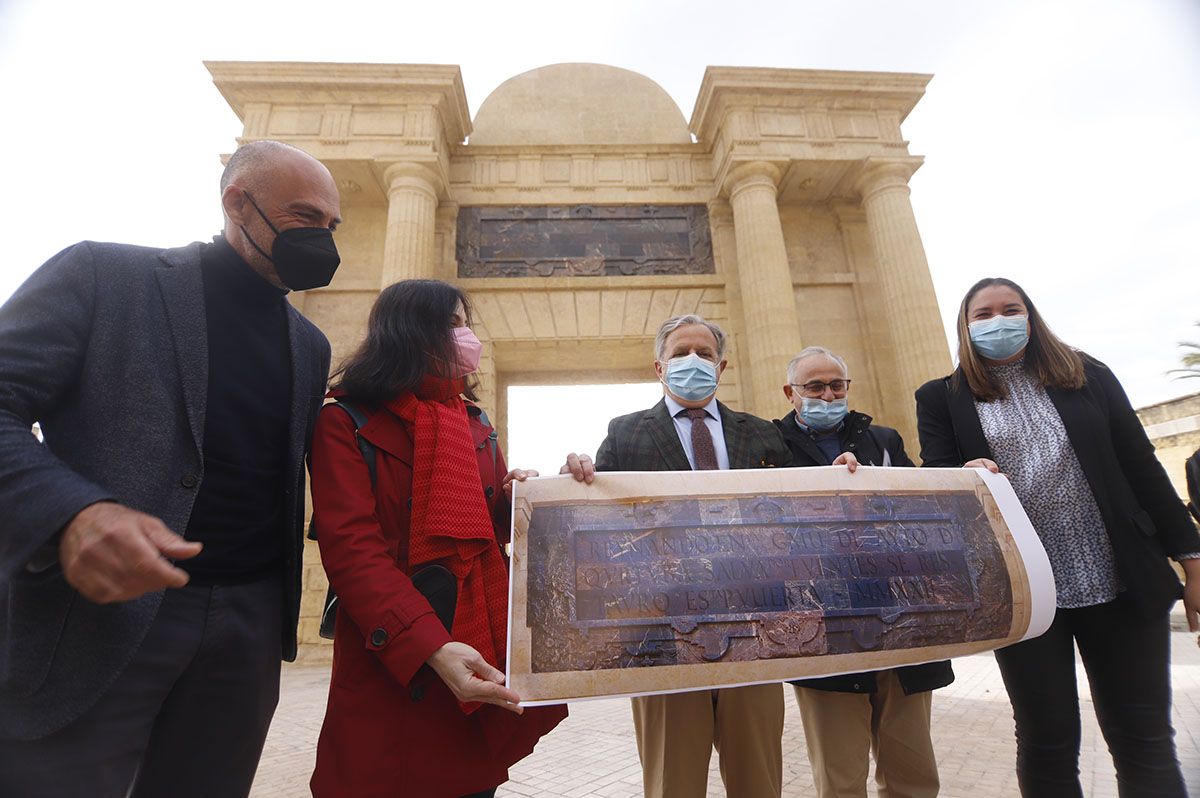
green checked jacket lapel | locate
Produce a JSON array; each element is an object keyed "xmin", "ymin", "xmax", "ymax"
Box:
[{"xmin": 719, "ymin": 401, "xmax": 791, "ymax": 470}]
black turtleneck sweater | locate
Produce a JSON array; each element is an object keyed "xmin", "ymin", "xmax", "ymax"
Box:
[{"xmin": 184, "ymin": 236, "xmax": 291, "ymax": 582}]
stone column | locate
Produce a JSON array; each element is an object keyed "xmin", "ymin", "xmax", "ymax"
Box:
[
  {"xmin": 706, "ymin": 201, "xmax": 747, "ymax": 411},
  {"xmin": 726, "ymin": 162, "xmax": 803, "ymax": 417},
  {"xmin": 855, "ymin": 160, "xmax": 951, "ymax": 412},
  {"xmin": 381, "ymin": 162, "xmax": 440, "ymax": 287}
]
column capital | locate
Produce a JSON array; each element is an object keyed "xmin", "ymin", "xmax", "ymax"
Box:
[
  {"xmin": 723, "ymin": 161, "xmax": 782, "ymax": 200},
  {"xmin": 854, "ymin": 157, "xmax": 923, "ymax": 203},
  {"xmin": 380, "ymin": 161, "xmax": 442, "ymax": 200}
]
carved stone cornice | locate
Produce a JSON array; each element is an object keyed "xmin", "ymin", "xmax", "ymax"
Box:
[
  {"xmin": 689, "ymin": 67, "xmax": 932, "ymax": 144},
  {"xmin": 205, "ymin": 61, "xmax": 472, "ymax": 145}
]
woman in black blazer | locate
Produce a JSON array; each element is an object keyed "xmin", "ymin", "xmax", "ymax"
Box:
[{"xmin": 915, "ymin": 277, "xmax": 1199, "ymax": 798}]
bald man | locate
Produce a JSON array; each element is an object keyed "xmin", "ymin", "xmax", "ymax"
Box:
[{"xmin": 0, "ymin": 141, "xmax": 341, "ymax": 797}]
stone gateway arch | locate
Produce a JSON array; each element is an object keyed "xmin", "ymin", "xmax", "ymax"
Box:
[{"xmin": 205, "ymin": 61, "xmax": 951, "ymax": 648}]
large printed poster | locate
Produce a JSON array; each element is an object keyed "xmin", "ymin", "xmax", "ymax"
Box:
[{"xmin": 507, "ymin": 466, "xmax": 1054, "ymax": 705}]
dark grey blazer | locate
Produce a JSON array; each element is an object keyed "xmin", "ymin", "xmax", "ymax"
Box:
[
  {"xmin": 594, "ymin": 398, "xmax": 792, "ymax": 472},
  {"xmin": 0, "ymin": 240, "xmax": 330, "ymax": 740}
]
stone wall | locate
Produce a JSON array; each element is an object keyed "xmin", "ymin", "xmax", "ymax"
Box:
[{"xmin": 1138, "ymin": 391, "xmax": 1200, "ymax": 503}]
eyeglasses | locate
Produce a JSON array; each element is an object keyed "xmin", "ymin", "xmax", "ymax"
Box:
[{"xmin": 790, "ymin": 379, "xmax": 851, "ymax": 397}]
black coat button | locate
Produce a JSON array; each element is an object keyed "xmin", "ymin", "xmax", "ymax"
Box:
[
  {"xmin": 180, "ymin": 474, "xmax": 198, "ymax": 488},
  {"xmin": 370, "ymin": 628, "xmax": 388, "ymax": 647},
  {"xmin": 410, "ymin": 684, "xmax": 426, "ymax": 702},
  {"xmin": 484, "ymin": 486, "xmax": 495, "ymax": 499}
]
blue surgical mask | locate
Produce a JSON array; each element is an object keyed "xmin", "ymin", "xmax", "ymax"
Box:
[
  {"xmin": 969, "ymin": 314, "xmax": 1029, "ymax": 361},
  {"xmin": 799, "ymin": 397, "xmax": 848, "ymax": 431},
  {"xmin": 663, "ymin": 354, "xmax": 719, "ymax": 402}
]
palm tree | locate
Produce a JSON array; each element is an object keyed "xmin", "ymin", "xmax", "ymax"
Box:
[{"xmin": 1169, "ymin": 323, "xmax": 1200, "ymax": 380}]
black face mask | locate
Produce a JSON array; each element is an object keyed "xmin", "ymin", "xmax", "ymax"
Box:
[{"xmin": 240, "ymin": 192, "xmax": 341, "ymax": 291}]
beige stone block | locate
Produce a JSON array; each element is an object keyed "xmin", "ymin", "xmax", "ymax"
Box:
[
  {"xmin": 621, "ymin": 290, "xmax": 653, "ymax": 336},
  {"xmin": 548, "ymin": 292, "xmax": 579, "ymax": 337},
  {"xmin": 268, "ymin": 107, "xmax": 321, "ymax": 136},
  {"xmin": 595, "ymin": 157, "xmax": 623, "ymax": 182},
  {"xmin": 300, "ymin": 587, "xmax": 330, "ymax": 620},
  {"xmin": 543, "ymin": 157, "xmax": 571, "ymax": 183},
  {"xmin": 303, "ymin": 563, "xmax": 327, "ymax": 589},
  {"xmin": 351, "ymin": 106, "xmax": 405, "ymax": 135},
  {"xmin": 297, "ymin": 618, "xmax": 328, "ymax": 647},
  {"xmin": 522, "ymin": 293, "xmax": 557, "ymax": 338},
  {"xmin": 293, "ymin": 639, "xmax": 333, "ymax": 663},
  {"xmin": 644, "ymin": 290, "xmax": 677, "ymax": 332},
  {"xmin": 599, "ymin": 292, "xmax": 626, "ymax": 337}
]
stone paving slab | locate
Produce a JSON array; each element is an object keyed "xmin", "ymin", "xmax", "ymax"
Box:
[{"xmin": 252, "ymin": 635, "xmax": 1200, "ymax": 797}]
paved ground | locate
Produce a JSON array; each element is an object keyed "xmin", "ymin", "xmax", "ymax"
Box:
[{"xmin": 252, "ymin": 632, "xmax": 1200, "ymax": 797}]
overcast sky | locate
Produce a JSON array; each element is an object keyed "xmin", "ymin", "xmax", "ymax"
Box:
[{"xmin": 2, "ymin": 0, "xmax": 1198, "ymax": 427}]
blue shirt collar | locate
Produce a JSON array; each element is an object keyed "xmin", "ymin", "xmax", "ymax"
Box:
[{"xmin": 665, "ymin": 393, "xmax": 719, "ymax": 420}]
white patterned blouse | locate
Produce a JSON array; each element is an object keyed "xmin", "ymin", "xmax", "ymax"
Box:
[{"xmin": 974, "ymin": 360, "xmax": 1121, "ymax": 608}]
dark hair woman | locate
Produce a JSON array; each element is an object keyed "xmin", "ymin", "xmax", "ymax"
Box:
[
  {"xmin": 308, "ymin": 279, "xmax": 565, "ymax": 798},
  {"xmin": 915, "ymin": 277, "xmax": 1200, "ymax": 797}
]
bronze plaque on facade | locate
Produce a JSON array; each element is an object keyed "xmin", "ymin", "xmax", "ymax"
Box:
[
  {"xmin": 456, "ymin": 205, "xmax": 714, "ymax": 278},
  {"xmin": 508, "ymin": 468, "xmax": 1054, "ymax": 704}
]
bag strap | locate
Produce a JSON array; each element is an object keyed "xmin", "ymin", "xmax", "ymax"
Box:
[
  {"xmin": 307, "ymin": 399, "xmax": 377, "ymax": 542},
  {"xmin": 476, "ymin": 407, "xmax": 499, "ymax": 466},
  {"xmin": 313, "ymin": 398, "xmax": 378, "ymax": 641},
  {"xmin": 333, "ymin": 399, "xmax": 376, "ymax": 488}
]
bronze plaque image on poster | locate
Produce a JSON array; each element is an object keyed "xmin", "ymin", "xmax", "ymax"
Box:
[{"xmin": 507, "ymin": 467, "xmax": 1054, "ymax": 704}]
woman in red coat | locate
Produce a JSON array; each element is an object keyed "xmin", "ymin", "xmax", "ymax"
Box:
[{"xmin": 308, "ymin": 279, "xmax": 565, "ymax": 798}]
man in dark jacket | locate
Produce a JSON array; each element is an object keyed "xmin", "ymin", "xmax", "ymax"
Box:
[
  {"xmin": 774, "ymin": 346, "xmax": 951, "ymax": 798},
  {"xmin": 0, "ymin": 141, "xmax": 338, "ymax": 797}
]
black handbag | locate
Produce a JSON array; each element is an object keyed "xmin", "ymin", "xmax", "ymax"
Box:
[{"xmin": 318, "ymin": 563, "xmax": 456, "ymax": 638}]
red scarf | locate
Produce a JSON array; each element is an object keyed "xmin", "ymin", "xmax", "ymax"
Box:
[{"xmin": 388, "ymin": 377, "xmax": 510, "ymax": 714}]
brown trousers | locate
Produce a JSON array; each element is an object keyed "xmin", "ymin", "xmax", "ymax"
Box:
[
  {"xmin": 793, "ymin": 671, "xmax": 939, "ymax": 798},
  {"xmin": 631, "ymin": 683, "xmax": 783, "ymax": 798}
]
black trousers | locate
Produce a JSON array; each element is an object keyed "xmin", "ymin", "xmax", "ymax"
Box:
[
  {"xmin": 994, "ymin": 593, "xmax": 1186, "ymax": 797},
  {"xmin": 0, "ymin": 574, "xmax": 282, "ymax": 798}
]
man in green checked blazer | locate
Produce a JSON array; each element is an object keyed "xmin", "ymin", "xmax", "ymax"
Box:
[{"xmin": 563, "ymin": 314, "xmax": 857, "ymax": 798}]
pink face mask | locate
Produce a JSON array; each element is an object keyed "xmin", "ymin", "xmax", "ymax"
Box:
[{"xmin": 451, "ymin": 326, "xmax": 483, "ymax": 376}]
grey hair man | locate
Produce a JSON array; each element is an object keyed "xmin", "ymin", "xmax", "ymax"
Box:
[
  {"xmin": 0, "ymin": 140, "xmax": 340, "ymax": 797},
  {"xmin": 562, "ymin": 313, "xmax": 792, "ymax": 798},
  {"xmin": 774, "ymin": 345, "xmax": 952, "ymax": 798}
]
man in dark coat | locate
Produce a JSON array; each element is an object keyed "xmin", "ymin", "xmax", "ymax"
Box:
[
  {"xmin": 773, "ymin": 346, "xmax": 952, "ymax": 798},
  {"xmin": 0, "ymin": 140, "xmax": 339, "ymax": 797}
]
